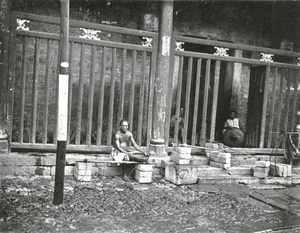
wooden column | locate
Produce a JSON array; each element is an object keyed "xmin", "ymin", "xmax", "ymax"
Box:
[
  {"xmin": 0, "ymin": 0, "xmax": 10, "ymax": 141},
  {"xmin": 53, "ymin": 0, "xmax": 69, "ymax": 205},
  {"xmin": 150, "ymin": 0, "xmax": 174, "ymax": 157}
]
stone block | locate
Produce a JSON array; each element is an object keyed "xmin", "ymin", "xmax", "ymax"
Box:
[
  {"xmin": 136, "ymin": 164, "xmax": 153, "ymax": 172},
  {"xmin": 135, "ymin": 170, "xmax": 152, "ymax": 183},
  {"xmin": 260, "ymin": 177, "xmax": 292, "ymax": 186},
  {"xmin": 172, "ymin": 150, "xmax": 191, "ymax": 159},
  {"xmin": 254, "ymin": 161, "xmax": 270, "ymax": 168},
  {"xmin": 210, "ymin": 153, "xmax": 231, "ymax": 164},
  {"xmin": 207, "ymin": 151, "xmax": 220, "ymax": 158},
  {"xmin": 147, "ymin": 156, "xmax": 170, "ymax": 167},
  {"xmin": 74, "ymin": 173, "xmax": 91, "ymax": 182},
  {"xmin": 253, "ymin": 167, "xmax": 269, "ymax": 178},
  {"xmin": 190, "ymin": 156, "xmax": 209, "ymax": 166},
  {"xmin": 292, "ymin": 176, "xmax": 300, "ymax": 185},
  {"xmin": 170, "ymin": 153, "xmax": 190, "ymax": 165},
  {"xmin": 228, "ymin": 166, "xmax": 252, "ymax": 175},
  {"xmin": 50, "ymin": 166, "xmax": 73, "ymax": 176},
  {"xmin": 165, "ymin": 162, "xmax": 201, "ymax": 185},
  {"xmin": 209, "ymin": 161, "xmax": 230, "ymax": 169},
  {"xmin": 74, "ymin": 162, "xmax": 92, "ymax": 177},
  {"xmin": 75, "ymin": 162, "xmax": 92, "ymax": 171},
  {"xmin": 0, "ymin": 140, "xmax": 8, "ymax": 150},
  {"xmin": 269, "ymin": 163, "xmax": 291, "ymax": 177},
  {"xmin": 174, "ymin": 146, "xmax": 191, "ymax": 154}
]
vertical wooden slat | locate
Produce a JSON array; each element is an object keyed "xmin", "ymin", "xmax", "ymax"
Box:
[
  {"xmin": 137, "ymin": 51, "xmax": 146, "ymax": 145},
  {"xmin": 43, "ymin": 39, "xmax": 52, "ymax": 144},
  {"xmin": 165, "ymin": 37, "xmax": 176, "ymax": 147},
  {"xmin": 107, "ymin": 48, "xmax": 116, "ymax": 146},
  {"xmin": 259, "ymin": 65, "xmax": 270, "ymax": 149},
  {"xmin": 191, "ymin": 58, "xmax": 202, "ymax": 146},
  {"xmin": 183, "ymin": 57, "xmax": 193, "ymax": 144},
  {"xmin": 174, "ymin": 56, "xmax": 184, "ymax": 143},
  {"xmin": 275, "ymin": 69, "xmax": 285, "ymax": 136},
  {"xmin": 19, "ymin": 37, "xmax": 27, "ymax": 143},
  {"xmin": 75, "ymin": 43, "xmax": 85, "ymax": 145},
  {"xmin": 128, "ymin": 50, "xmax": 137, "ymax": 131},
  {"xmin": 200, "ymin": 59, "xmax": 211, "ymax": 146},
  {"xmin": 8, "ymin": 12, "xmax": 17, "ymax": 143},
  {"xmin": 283, "ymin": 69, "xmax": 292, "ymax": 132},
  {"xmin": 118, "ymin": 48, "xmax": 126, "ymax": 124},
  {"xmin": 147, "ymin": 34, "xmax": 158, "ymax": 147},
  {"xmin": 31, "ymin": 38, "xmax": 40, "ymax": 143},
  {"xmin": 291, "ymin": 70, "xmax": 299, "ymax": 130},
  {"xmin": 86, "ymin": 45, "xmax": 96, "ymax": 145},
  {"xmin": 210, "ymin": 60, "xmax": 221, "ymax": 143},
  {"xmin": 267, "ymin": 67, "xmax": 278, "ymax": 148},
  {"xmin": 96, "ymin": 46, "xmax": 106, "ymax": 146},
  {"xmin": 67, "ymin": 42, "xmax": 74, "ymax": 144}
]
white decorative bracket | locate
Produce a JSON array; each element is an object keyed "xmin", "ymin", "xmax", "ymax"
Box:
[
  {"xmin": 260, "ymin": 53, "xmax": 274, "ymax": 62},
  {"xmin": 142, "ymin": 37, "xmax": 153, "ymax": 47},
  {"xmin": 175, "ymin": 41, "xmax": 185, "ymax": 51},
  {"xmin": 79, "ymin": 28, "xmax": 101, "ymax": 40},
  {"xmin": 297, "ymin": 58, "xmax": 300, "ymax": 66},
  {"xmin": 17, "ymin": 19, "xmax": 30, "ymax": 31},
  {"xmin": 214, "ymin": 47, "xmax": 229, "ymax": 56}
]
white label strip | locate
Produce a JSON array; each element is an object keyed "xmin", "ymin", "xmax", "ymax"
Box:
[{"xmin": 57, "ymin": 74, "xmax": 69, "ymax": 141}]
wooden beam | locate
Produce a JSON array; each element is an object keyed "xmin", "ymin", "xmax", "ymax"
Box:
[{"xmin": 151, "ymin": 0, "xmax": 174, "ymax": 154}]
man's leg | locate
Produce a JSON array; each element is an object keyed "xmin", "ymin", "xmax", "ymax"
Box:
[{"xmin": 122, "ymin": 165, "xmax": 130, "ymax": 181}]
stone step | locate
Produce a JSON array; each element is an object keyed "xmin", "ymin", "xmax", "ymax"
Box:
[{"xmin": 197, "ymin": 174, "xmax": 300, "ymax": 186}]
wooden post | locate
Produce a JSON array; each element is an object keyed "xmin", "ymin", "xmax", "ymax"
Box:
[
  {"xmin": 0, "ymin": 0, "xmax": 10, "ymax": 141},
  {"xmin": 150, "ymin": 0, "xmax": 174, "ymax": 157},
  {"xmin": 53, "ymin": 0, "xmax": 69, "ymax": 205}
]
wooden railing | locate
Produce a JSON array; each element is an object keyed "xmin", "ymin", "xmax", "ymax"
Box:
[
  {"xmin": 8, "ymin": 12, "xmax": 300, "ymax": 152},
  {"xmin": 9, "ymin": 12, "xmax": 158, "ymax": 151},
  {"xmin": 168, "ymin": 35, "xmax": 300, "ymax": 148}
]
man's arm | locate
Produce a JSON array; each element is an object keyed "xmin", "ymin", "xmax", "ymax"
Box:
[{"xmin": 129, "ymin": 134, "xmax": 147, "ymax": 156}]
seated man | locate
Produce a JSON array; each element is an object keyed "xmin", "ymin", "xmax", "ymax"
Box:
[
  {"xmin": 111, "ymin": 119, "xmax": 149, "ymax": 181},
  {"xmin": 223, "ymin": 110, "xmax": 244, "ymax": 147}
]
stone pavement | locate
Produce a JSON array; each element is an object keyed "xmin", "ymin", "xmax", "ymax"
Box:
[{"xmin": 1, "ymin": 175, "xmax": 300, "ymax": 233}]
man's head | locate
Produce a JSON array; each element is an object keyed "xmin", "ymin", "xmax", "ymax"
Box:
[
  {"xmin": 229, "ymin": 110, "xmax": 236, "ymax": 120},
  {"xmin": 119, "ymin": 119, "xmax": 129, "ymax": 133},
  {"xmin": 295, "ymin": 124, "xmax": 300, "ymax": 133}
]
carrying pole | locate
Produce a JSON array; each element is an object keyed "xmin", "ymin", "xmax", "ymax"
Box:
[{"xmin": 53, "ymin": 0, "xmax": 69, "ymax": 205}]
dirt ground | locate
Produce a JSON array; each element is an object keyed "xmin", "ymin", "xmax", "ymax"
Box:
[{"xmin": 1, "ymin": 175, "xmax": 300, "ymax": 233}]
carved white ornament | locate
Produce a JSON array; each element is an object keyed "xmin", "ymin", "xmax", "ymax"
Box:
[
  {"xmin": 298, "ymin": 58, "xmax": 300, "ymax": 66},
  {"xmin": 260, "ymin": 53, "xmax": 274, "ymax": 62},
  {"xmin": 214, "ymin": 47, "xmax": 229, "ymax": 56},
  {"xmin": 17, "ymin": 19, "xmax": 30, "ymax": 31},
  {"xmin": 142, "ymin": 37, "xmax": 153, "ymax": 47},
  {"xmin": 175, "ymin": 41, "xmax": 185, "ymax": 51},
  {"xmin": 79, "ymin": 28, "xmax": 101, "ymax": 40}
]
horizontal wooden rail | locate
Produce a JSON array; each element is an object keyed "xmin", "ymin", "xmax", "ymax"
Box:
[
  {"xmin": 9, "ymin": 143, "xmax": 285, "ymax": 155},
  {"xmin": 175, "ymin": 35, "xmax": 300, "ymax": 58},
  {"xmin": 16, "ymin": 30, "xmax": 154, "ymax": 52},
  {"xmin": 15, "ymin": 11, "xmax": 158, "ymax": 38},
  {"xmin": 175, "ymin": 50, "xmax": 300, "ymax": 70}
]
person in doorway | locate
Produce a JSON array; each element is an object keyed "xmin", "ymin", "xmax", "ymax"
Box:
[
  {"xmin": 111, "ymin": 119, "xmax": 149, "ymax": 181},
  {"xmin": 223, "ymin": 110, "xmax": 241, "ymax": 133},
  {"xmin": 223, "ymin": 110, "xmax": 244, "ymax": 147}
]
